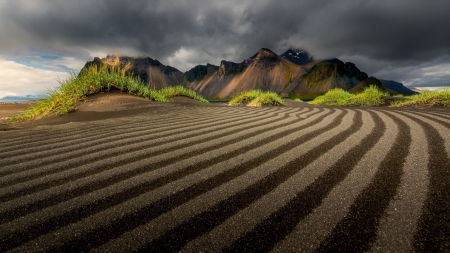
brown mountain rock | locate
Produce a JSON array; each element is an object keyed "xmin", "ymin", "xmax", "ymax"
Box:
[
  {"xmin": 291, "ymin": 59, "xmax": 368, "ymax": 96},
  {"xmin": 185, "ymin": 48, "xmax": 311, "ymax": 98},
  {"xmin": 82, "ymin": 48, "xmax": 398, "ymax": 99},
  {"xmin": 83, "ymin": 55, "xmax": 183, "ymax": 89}
]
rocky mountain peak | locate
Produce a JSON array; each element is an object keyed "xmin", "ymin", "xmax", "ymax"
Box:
[
  {"xmin": 314, "ymin": 59, "xmax": 368, "ymax": 81},
  {"xmin": 184, "ymin": 63, "xmax": 219, "ymax": 82},
  {"xmin": 219, "ymin": 60, "xmax": 248, "ymax": 76},
  {"xmin": 281, "ymin": 48, "xmax": 313, "ymax": 65},
  {"xmin": 245, "ymin": 48, "xmax": 282, "ymax": 68},
  {"xmin": 256, "ymin": 48, "xmax": 277, "ymax": 56},
  {"xmin": 321, "ymin": 58, "xmax": 344, "ymax": 64}
]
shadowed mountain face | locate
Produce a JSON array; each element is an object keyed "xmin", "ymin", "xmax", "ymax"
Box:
[
  {"xmin": 348, "ymin": 76, "xmax": 397, "ymax": 95},
  {"xmin": 281, "ymin": 48, "xmax": 313, "ymax": 65},
  {"xmin": 83, "ymin": 55, "xmax": 183, "ymax": 89},
  {"xmin": 379, "ymin": 79, "xmax": 417, "ymax": 95},
  {"xmin": 183, "ymin": 64, "xmax": 219, "ymax": 82},
  {"xmin": 291, "ymin": 59, "xmax": 369, "ymax": 96}
]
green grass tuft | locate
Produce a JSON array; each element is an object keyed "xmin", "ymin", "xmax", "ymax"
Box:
[
  {"xmin": 309, "ymin": 88, "xmax": 353, "ymax": 105},
  {"xmin": 159, "ymin": 86, "xmax": 209, "ymax": 104},
  {"xmin": 11, "ymin": 65, "xmax": 208, "ymax": 122},
  {"xmin": 228, "ymin": 90, "xmax": 284, "ymax": 106},
  {"xmin": 391, "ymin": 89, "xmax": 450, "ymax": 107},
  {"xmin": 294, "ymin": 98, "xmax": 303, "ymax": 102},
  {"xmin": 345, "ymin": 85, "xmax": 390, "ymax": 106},
  {"xmin": 310, "ymin": 85, "xmax": 389, "ymax": 106}
]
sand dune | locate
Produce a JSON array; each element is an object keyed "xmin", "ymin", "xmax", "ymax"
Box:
[{"xmin": 0, "ymin": 93, "xmax": 449, "ymax": 252}]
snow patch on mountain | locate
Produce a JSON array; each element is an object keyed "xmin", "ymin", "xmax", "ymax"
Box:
[{"xmin": 281, "ymin": 48, "xmax": 313, "ymax": 65}]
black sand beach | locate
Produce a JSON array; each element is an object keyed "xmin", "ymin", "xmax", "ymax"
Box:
[{"xmin": 0, "ymin": 92, "xmax": 449, "ymax": 252}]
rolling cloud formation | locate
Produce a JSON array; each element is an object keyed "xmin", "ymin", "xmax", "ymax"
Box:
[{"xmin": 1, "ymin": 0, "xmax": 449, "ymax": 96}]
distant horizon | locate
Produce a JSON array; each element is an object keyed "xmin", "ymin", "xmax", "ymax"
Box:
[{"xmin": 0, "ymin": 94, "xmax": 48, "ymax": 102}]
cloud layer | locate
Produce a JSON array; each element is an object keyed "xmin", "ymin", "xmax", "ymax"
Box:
[
  {"xmin": 1, "ymin": 0, "xmax": 449, "ymax": 94},
  {"xmin": 0, "ymin": 58, "xmax": 70, "ymax": 98}
]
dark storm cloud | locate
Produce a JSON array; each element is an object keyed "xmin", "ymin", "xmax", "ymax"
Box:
[
  {"xmin": 242, "ymin": 0, "xmax": 450, "ymax": 62},
  {"xmin": 1, "ymin": 0, "xmax": 449, "ymax": 85}
]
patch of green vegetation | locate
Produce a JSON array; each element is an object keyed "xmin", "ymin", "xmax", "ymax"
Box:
[
  {"xmin": 11, "ymin": 65, "xmax": 208, "ymax": 122},
  {"xmin": 294, "ymin": 98, "xmax": 303, "ymax": 102},
  {"xmin": 310, "ymin": 88, "xmax": 353, "ymax": 106},
  {"xmin": 228, "ymin": 90, "xmax": 284, "ymax": 106},
  {"xmin": 391, "ymin": 89, "xmax": 450, "ymax": 107},
  {"xmin": 310, "ymin": 85, "xmax": 389, "ymax": 106},
  {"xmin": 158, "ymin": 85, "xmax": 209, "ymax": 104},
  {"xmin": 345, "ymin": 85, "xmax": 390, "ymax": 106}
]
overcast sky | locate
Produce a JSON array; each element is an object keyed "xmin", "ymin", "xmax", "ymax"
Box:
[{"xmin": 1, "ymin": 0, "xmax": 450, "ymax": 97}]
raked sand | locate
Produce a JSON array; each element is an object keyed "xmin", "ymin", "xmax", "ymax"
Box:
[{"xmin": 0, "ymin": 91, "xmax": 449, "ymax": 252}]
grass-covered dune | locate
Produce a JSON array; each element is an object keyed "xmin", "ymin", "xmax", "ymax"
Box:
[
  {"xmin": 12, "ymin": 66, "xmax": 209, "ymax": 122},
  {"xmin": 228, "ymin": 90, "xmax": 284, "ymax": 106},
  {"xmin": 310, "ymin": 86, "xmax": 388, "ymax": 106},
  {"xmin": 310, "ymin": 85, "xmax": 450, "ymax": 107},
  {"xmin": 391, "ymin": 89, "xmax": 450, "ymax": 107}
]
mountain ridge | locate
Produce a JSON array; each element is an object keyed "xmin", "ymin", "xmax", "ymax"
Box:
[
  {"xmin": 379, "ymin": 79, "xmax": 417, "ymax": 95},
  {"xmin": 198, "ymin": 48, "xmax": 311, "ymax": 98},
  {"xmin": 82, "ymin": 48, "xmax": 415, "ymax": 98},
  {"xmin": 0, "ymin": 95, "xmax": 47, "ymax": 102}
]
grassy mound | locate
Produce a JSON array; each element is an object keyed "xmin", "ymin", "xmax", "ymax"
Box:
[
  {"xmin": 228, "ymin": 90, "xmax": 284, "ymax": 106},
  {"xmin": 310, "ymin": 86, "xmax": 389, "ymax": 106},
  {"xmin": 309, "ymin": 88, "xmax": 353, "ymax": 106},
  {"xmin": 346, "ymin": 85, "xmax": 390, "ymax": 106},
  {"xmin": 391, "ymin": 89, "xmax": 450, "ymax": 107},
  {"xmin": 158, "ymin": 85, "xmax": 209, "ymax": 103},
  {"xmin": 12, "ymin": 65, "xmax": 208, "ymax": 122}
]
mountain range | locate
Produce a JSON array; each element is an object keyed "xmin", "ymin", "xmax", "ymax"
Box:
[
  {"xmin": 83, "ymin": 48, "xmax": 416, "ymax": 98},
  {"xmin": 0, "ymin": 95, "xmax": 47, "ymax": 102}
]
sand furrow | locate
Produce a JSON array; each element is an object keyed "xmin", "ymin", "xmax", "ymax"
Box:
[
  {"xmin": 178, "ymin": 110, "xmax": 371, "ymax": 252},
  {"xmin": 0, "ymin": 110, "xmax": 327, "ymax": 251},
  {"xmin": 402, "ymin": 111, "xmax": 450, "ymax": 157},
  {"xmin": 0, "ymin": 108, "xmax": 302, "ymax": 201},
  {"xmin": 0, "ymin": 107, "xmax": 251, "ymax": 160},
  {"xmin": 426, "ymin": 111, "xmax": 450, "ymax": 119},
  {"xmin": 0, "ymin": 106, "xmax": 255, "ymax": 150},
  {"xmin": 1, "ymin": 106, "xmax": 271, "ymax": 168},
  {"xmin": 268, "ymin": 110, "xmax": 393, "ymax": 253},
  {"xmin": 0, "ymin": 108, "xmax": 311, "ymax": 222},
  {"xmin": 409, "ymin": 114, "xmax": 450, "ymax": 252},
  {"xmin": 224, "ymin": 110, "xmax": 383, "ymax": 252},
  {"xmin": 0, "ymin": 105, "xmax": 445, "ymax": 252},
  {"xmin": 315, "ymin": 110, "xmax": 411, "ymax": 252},
  {"xmin": 369, "ymin": 111, "xmax": 429, "ymax": 253},
  {"xmin": 0, "ymin": 112, "xmax": 180, "ymax": 147},
  {"xmin": 0, "ymin": 107, "xmax": 284, "ymax": 178},
  {"xmin": 2, "ymin": 109, "xmax": 341, "ymax": 252},
  {"xmin": 414, "ymin": 111, "xmax": 450, "ymax": 133},
  {"xmin": 29, "ymin": 109, "xmax": 344, "ymax": 251}
]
